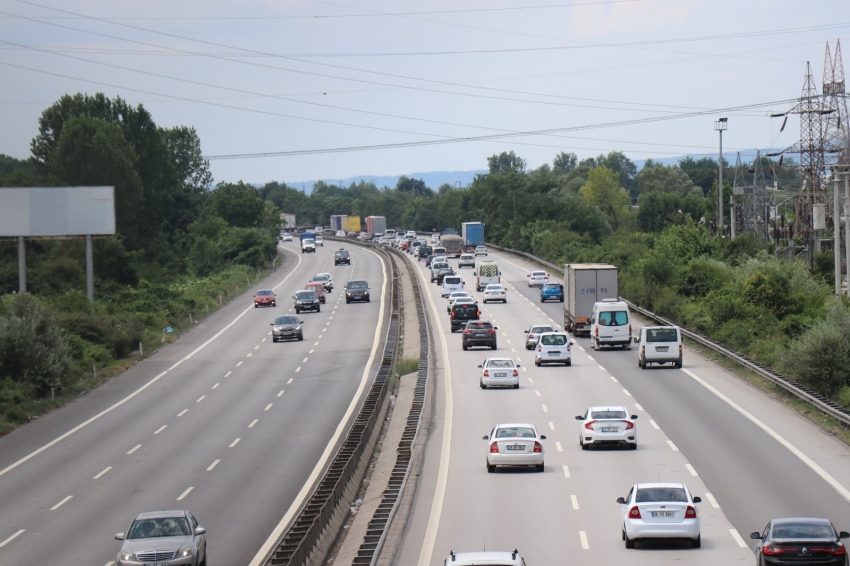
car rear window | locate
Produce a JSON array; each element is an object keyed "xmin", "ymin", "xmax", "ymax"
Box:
[
  {"xmin": 599, "ymin": 310, "xmax": 629, "ymax": 326},
  {"xmin": 496, "ymin": 427, "xmax": 534, "ymax": 438},
  {"xmin": 647, "ymin": 328, "xmax": 678, "ymax": 342},
  {"xmin": 540, "ymin": 334, "xmax": 567, "ymax": 346},
  {"xmin": 591, "ymin": 410, "xmax": 627, "ymax": 419},
  {"xmin": 773, "ymin": 523, "xmax": 835, "ymax": 539},
  {"xmin": 488, "ymin": 359, "xmax": 514, "ymax": 368},
  {"xmin": 544, "ymin": 283, "xmax": 561, "ymax": 289},
  {"xmin": 467, "ymin": 322, "xmax": 492, "ymax": 329},
  {"xmin": 635, "ymin": 487, "xmax": 688, "ymax": 503},
  {"xmin": 531, "ymin": 326, "xmax": 554, "ymax": 333},
  {"xmin": 444, "ymin": 277, "xmax": 461, "ymax": 285}
]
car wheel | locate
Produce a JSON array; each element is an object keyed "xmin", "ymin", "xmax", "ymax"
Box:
[
  {"xmin": 581, "ymin": 437, "xmax": 588, "ymax": 450},
  {"xmin": 254, "ymin": 304, "xmax": 258, "ymax": 308},
  {"xmin": 640, "ymin": 359, "xmax": 646, "ymax": 370},
  {"xmin": 492, "ymin": 344, "xmax": 497, "ymax": 350},
  {"xmin": 691, "ymin": 535, "xmax": 701, "ymax": 548},
  {"xmin": 560, "ymin": 297, "xmax": 564, "ymax": 303},
  {"xmin": 366, "ymin": 298, "xmax": 370, "ymax": 302},
  {"xmin": 487, "ymin": 462, "xmax": 495, "ymax": 473},
  {"xmin": 625, "ymin": 533, "xmax": 636, "ymax": 549},
  {"xmin": 535, "ymin": 358, "xmax": 541, "ymax": 367},
  {"xmin": 272, "ymin": 337, "xmax": 277, "ymax": 343},
  {"xmin": 480, "ymin": 382, "xmax": 486, "ymax": 389},
  {"xmin": 513, "ymin": 384, "xmax": 519, "ymax": 389},
  {"xmin": 629, "ymin": 442, "xmax": 637, "ymax": 450},
  {"xmin": 295, "ymin": 308, "xmax": 300, "ymax": 314},
  {"xmin": 346, "ymin": 299, "xmax": 350, "ymax": 304},
  {"xmin": 317, "ymin": 307, "xmax": 321, "ymax": 312},
  {"xmin": 676, "ymin": 361, "xmax": 683, "ymax": 368},
  {"xmin": 462, "ymin": 344, "xmax": 468, "ymax": 351},
  {"xmin": 298, "ymin": 335, "xmax": 304, "ymax": 341},
  {"xmin": 536, "ymin": 463, "xmax": 544, "ymax": 473},
  {"xmin": 199, "ymin": 556, "xmax": 207, "ymax": 566}
]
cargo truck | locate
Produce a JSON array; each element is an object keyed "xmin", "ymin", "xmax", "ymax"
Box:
[
  {"xmin": 461, "ymin": 222, "xmax": 485, "ymax": 252},
  {"xmin": 440, "ymin": 234, "xmax": 464, "ymax": 258},
  {"xmin": 365, "ymin": 216, "xmax": 387, "ymax": 236},
  {"xmin": 346, "ymin": 216, "xmax": 361, "ymax": 233},
  {"xmin": 280, "ymin": 213, "xmax": 296, "ymax": 230},
  {"xmin": 330, "ymin": 215, "xmax": 348, "ymax": 232},
  {"xmin": 300, "ymin": 232, "xmax": 316, "ymax": 253},
  {"xmin": 563, "ymin": 264, "xmax": 618, "ymax": 336}
]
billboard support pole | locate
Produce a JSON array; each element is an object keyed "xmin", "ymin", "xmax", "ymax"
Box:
[
  {"xmin": 86, "ymin": 235, "xmax": 94, "ymax": 303},
  {"xmin": 17, "ymin": 236, "xmax": 26, "ymax": 293}
]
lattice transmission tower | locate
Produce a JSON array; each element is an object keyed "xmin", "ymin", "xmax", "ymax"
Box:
[
  {"xmin": 824, "ymin": 40, "xmax": 849, "ymax": 166},
  {"xmin": 732, "ymin": 151, "xmax": 771, "ymax": 243}
]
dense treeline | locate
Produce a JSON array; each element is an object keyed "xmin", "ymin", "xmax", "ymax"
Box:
[
  {"xmin": 0, "ymin": 94, "xmax": 279, "ymax": 433},
  {"xmin": 257, "ymin": 150, "xmax": 850, "ymax": 407}
]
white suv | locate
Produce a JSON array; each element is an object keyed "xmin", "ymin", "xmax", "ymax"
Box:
[
  {"xmin": 533, "ymin": 332, "xmax": 573, "ymax": 366},
  {"xmin": 634, "ymin": 326, "xmax": 682, "ymax": 369}
]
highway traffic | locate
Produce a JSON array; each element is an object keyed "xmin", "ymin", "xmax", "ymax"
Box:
[
  {"xmin": 391, "ymin": 246, "xmax": 850, "ymax": 565},
  {"xmin": 0, "ymin": 242, "xmax": 389, "ymax": 566}
]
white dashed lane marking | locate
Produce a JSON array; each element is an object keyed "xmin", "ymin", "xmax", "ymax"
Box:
[
  {"xmin": 249, "ymin": 419, "xmax": 258, "ymax": 428},
  {"xmin": 579, "ymin": 531, "xmax": 589, "ymax": 549},
  {"xmin": 127, "ymin": 444, "xmax": 141, "ymax": 455},
  {"xmin": 50, "ymin": 495, "xmax": 73, "ymax": 510},
  {"xmin": 177, "ymin": 409, "xmax": 188, "ymax": 417},
  {"xmin": 196, "ymin": 396, "xmax": 206, "ymax": 403},
  {"xmin": 0, "ymin": 529, "xmax": 25, "ymax": 547},
  {"xmin": 535, "ymin": 390, "xmax": 541, "ymax": 397},
  {"xmin": 207, "ymin": 459, "xmax": 220, "ymax": 471},
  {"xmin": 254, "ymin": 345, "xmax": 260, "ymax": 350},
  {"xmin": 287, "ymin": 378, "xmax": 294, "ymax": 384},
  {"xmin": 277, "ymin": 390, "xmax": 285, "ymax": 397},
  {"xmin": 542, "ymin": 405, "xmax": 548, "ymax": 413},
  {"xmin": 212, "ymin": 383, "xmax": 219, "ymax": 390},
  {"xmin": 264, "ymin": 404, "xmax": 273, "ymax": 411},
  {"xmin": 237, "ymin": 361, "xmax": 243, "ymax": 367},
  {"xmin": 571, "ymin": 495, "xmax": 579, "ymax": 510},
  {"xmin": 667, "ymin": 440, "xmax": 679, "ymax": 451},
  {"xmin": 548, "ymin": 422, "xmax": 555, "ymax": 430},
  {"xmin": 154, "ymin": 425, "xmax": 167, "ymax": 435},
  {"xmin": 563, "ymin": 465, "xmax": 571, "ymax": 478},
  {"xmin": 229, "ymin": 438, "xmax": 241, "ymax": 448},
  {"xmin": 93, "ymin": 466, "xmax": 112, "ymax": 479},
  {"xmin": 295, "ymin": 367, "xmax": 301, "ymax": 373},
  {"xmin": 224, "ymin": 371, "xmax": 232, "ymax": 378},
  {"xmin": 555, "ymin": 442, "xmax": 563, "ymax": 452},
  {"xmin": 176, "ymin": 486, "xmax": 193, "ymax": 501}
]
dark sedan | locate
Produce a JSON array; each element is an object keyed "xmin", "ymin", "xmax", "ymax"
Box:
[
  {"xmin": 345, "ymin": 280, "xmax": 371, "ymax": 303},
  {"xmin": 434, "ymin": 267, "xmax": 456, "ymax": 284},
  {"xmin": 293, "ymin": 290, "xmax": 321, "ymax": 314},
  {"xmin": 751, "ymin": 518, "xmax": 850, "ymax": 566},
  {"xmin": 271, "ymin": 315, "xmax": 304, "ymax": 342}
]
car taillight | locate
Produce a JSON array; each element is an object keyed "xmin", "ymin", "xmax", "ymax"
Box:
[
  {"xmin": 641, "ymin": 346, "xmax": 645, "ymax": 356},
  {"xmin": 488, "ymin": 329, "xmax": 496, "ymax": 334},
  {"xmin": 584, "ymin": 420, "xmax": 596, "ymax": 431},
  {"xmin": 812, "ymin": 546, "xmax": 846, "ymax": 556},
  {"xmin": 464, "ymin": 329, "xmax": 472, "ymax": 334},
  {"xmin": 512, "ymin": 369, "xmax": 519, "ymax": 377},
  {"xmin": 762, "ymin": 546, "xmax": 798, "ymax": 556},
  {"xmin": 537, "ymin": 345, "xmax": 542, "ymax": 352},
  {"xmin": 629, "ymin": 506, "xmax": 641, "ymax": 519},
  {"xmin": 679, "ymin": 344, "xmax": 683, "ymax": 356},
  {"xmin": 490, "ymin": 442, "xmax": 500, "ymax": 453},
  {"xmin": 533, "ymin": 441, "xmax": 542, "ymax": 453},
  {"xmin": 451, "ymin": 312, "xmax": 455, "ymax": 319},
  {"xmin": 483, "ymin": 370, "xmax": 489, "ymax": 376},
  {"xmin": 622, "ymin": 421, "xmax": 634, "ymax": 430},
  {"xmin": 595, "ymin": 326, "xmax": 599, "ymax": 337},
  {"xmin": 628, "ymin": 324, "xmax": 632, "ymax": 336},
  {"xmin": 684, "ymin": 506, "xmax": 696, "ymax": 518}
]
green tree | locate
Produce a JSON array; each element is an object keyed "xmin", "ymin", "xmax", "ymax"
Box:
[
  {"xmin": 210, "ymin": 181, "xmax": 267, "ymax": 228},
  {"xmin": 396, "ymin": 176, "xmax": 429, "ymax": 196},
  {"xmin": 580, "ymin": 166, "xmax": 629, "ymax": 230},
  {"xmin": 552, "ymin": 152, "xmax": 578, "ymax": 175},
  {"xmin": 638, "ymin": 163, "xmax": 701, "ymax": 196},
  {"xmin": 487, "ymin": 151, "xmax": 526, "ymax": 174}
]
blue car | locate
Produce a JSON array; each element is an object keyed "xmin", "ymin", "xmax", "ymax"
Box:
[{"xmin": 539, "ymin": 282, "xmax": 564, "ymax": 303}]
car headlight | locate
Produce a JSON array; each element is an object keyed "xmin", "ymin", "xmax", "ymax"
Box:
[
  {"xmin": 177, "ymin": 547, "xmax": 194, "ymax": 558},
  {"xmin": 119, "ymin": 552, "xmax": 134, "ymax": 561},
  {"xmin": 294, "ymin": 326, "xmax": 301, "ymax": 331},
  {"xmin": 296, "ymin": 301, "xmax": 303, "ymax": 305}
]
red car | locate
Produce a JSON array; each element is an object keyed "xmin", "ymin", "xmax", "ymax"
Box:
[
  {"xmin": 400, "ymin": 241, "xmax": 409, "ymax": 251},
  {"xmin": 305, "ymin": 282, "xmax": 327, "ymax": 304},
  {"xmin": 254, "ymin": 289, "xmax": 277, "ymax": 308}
]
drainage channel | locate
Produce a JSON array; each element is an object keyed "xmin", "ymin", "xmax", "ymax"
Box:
[
  {"xmin": 352, "ymin": 249, "xmax": 430, "ymax": 565},
  {"xmin": 264, "ymin": 246, "xmax": 400, "ymax": 566}
]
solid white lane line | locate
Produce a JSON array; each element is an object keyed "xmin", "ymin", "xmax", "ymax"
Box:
[
  {"xmin": 649, "ymin": 419, "xmax": 660, "ymax": 429},
  {"xmin": 0, "ymin": 529, "xmax": 25, "ymax": 547},
  {"xmin": 212, "ymin": 383, "xmax": 219, "ymax": 390},
  {"xmin": 295, "ymin": 367, "xmax": 301, "ymax": 373},
  {"xmin": 252, "ymin": 247, "xmax": 389, "ymax": 566},
  {"xmin": 287, "ymin": 378, "xmax": 293, "ymax": 384},
  {"xmin": 634, "ymin": 403, "xmax": 644, "ymax": 411},
  {"xmin": 542, "ymin": 405, "xmax": 548, "ymax": 412},
  {"xmin": 207, "ymin": 459, "xmax": 220, "ymax": 471},
  {"xmin": 229, "ymin": 438, "xmax": 241, "ymax": 448},
  {"xmin": 254, "ymin": 345, "xmax": 260, "ymax": 350},
  {"xmin": 730, "ymin": 529, "xmax": 748, "ymax": 548},
  {"xmin": 667, "ymin": 440, "xmax": 679, "ymax": 451},
  {"xmin": 127, "ymin": 444, "xmax": 142, "ymax": 455},
  {"xmin": 264, "ymin": 404, "xmax": 273, "ymax": 411},
  {"xmin": 224, "ymin": 371, "xmax": 232, "ymax": 378},
  {"xmin": 705, "ymin": 492, "xmax": 720, "ymax": 508},
  {"xmin": 237, "ymin": 361, "xmax": 243, "ymax": 367},
  {"xmin": 579, "ymin": 531, "xmax": 589, "ymax": 549},
  {"xmin": 563, "ymin": 465, "xmax": 571, "ymax": 478},
  {"xmin": 549, "ymin": 422, "xmax": 555, "ymax": 430},
  {"xmin": 587, "ymin": 355, "xmax": 594, "ymax": 361},
  {"xmin": 556, "ymin": 442, "xmax": 563, "ymax": 452},
  {"xmin": 93, "ymin": 466, "xmax": 112, "ymax": 479},
  {"xmin": 598, "ymin": 365, "xmax": 606, "ymax": 371},
  {"xmin": 50, "ymin": 495, "xmax": 73, "ymax": 510},
  {"xmin": 622, "ymin": 389, "xmax": 632, "ymax": 397},
  {"xmin": 685, "ymin": 464, "xmax": 699, "ymax": 476},
  {"xmin": 277, "ymin": 390, "xmax": 285, "ymax": 397},
  {"xmin": 176, "ymin": 487, "xmax": 193, "ymax": 501},
  {"xmin": 571, "ymin": 495, "xmax": 579, "ymax": 510},
  {"xmin": 609, "ymin": 375, "xmax": 619, "ymax": 383},
  {"xmin": 682, "ymin": 367, "xmax": 850, "ymax": 504},
  {"xmin": 154, "ymin": 425, "xmax": 167, "ymax": 435},
  {"xmin": 578, "ymin": 346, "xmax": 585, "ymax": 352},
  {"xmin": 249, "ymin": 419, "xmax": 258, "ymax": 428},
  {"xmin": 535, "ymin": 390, "xmax": 541, "ymax": 397},
  {"xmin": 527, "ymin": 378, "xmax": 534, "ymax": 384},
  {"xmin": 196, "ymin": 396, "xmax": 206, "ymax": 403},
  {"xmin": 177, "ymin": 409, "xmax": 188, "ymax": 417}
]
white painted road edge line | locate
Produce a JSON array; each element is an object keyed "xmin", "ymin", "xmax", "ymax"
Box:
[
  {"xmin": 681, "ymin": 368, "xmax": 850, "ymax": 504},
  {"xmin": 667, "ymin": 440, "xmax": 679, "ymax": 451},
  {"xmin": 250, "ymin": 246, "xmax": 388, "ymax": 566},
  {"xmin": 730, "ymin": 529, "xmax": 748, "ymax": 548},
  {"xmin": 50, "ymin": 495, "xmax": 73, "ymax": 511},
  {"xmin": 0, "ymin": 529, "xmax": 24, "ymax": 547}
]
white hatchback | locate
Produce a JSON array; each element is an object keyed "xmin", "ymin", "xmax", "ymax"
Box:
[
  {"xmin": 441, "ymin": 275, "xmax": 465, "ymax": 298},
  {"xmin": 478, "ymin": 357, "xmax": 520, "ymax": 389},
  {"xmin": 575, "ymin": 406, "xmax": 637, "ymax": 449},
  {"xmin": 618, "ymin": 483, "xmax": 702, "ymax": 548},
  {"xmin": 527, "ymin": 270, "xmax": 549, "ymax": 287},
  {"xmin": 483, "ymin": 423, "xmax": 545, "ymax": 473},
  {"xmin": 474, "ymin": 245, "xmax": 488, "ymax": 256},
  {"xmin": 533, "ymin": 332, "xmax": 573, "ymax": 366},
  {"xmin": 482, "ymin": 284, "xmax": 507, "ymax": 303},
  {"xmin": 458, "ymin": 254, "xmax": 476, "ymax": 269}
]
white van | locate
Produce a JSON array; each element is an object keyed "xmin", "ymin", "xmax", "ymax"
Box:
[
  {"xmin": 634, "ymin": 326, "xmax": 682, "ymax": 368},
  {"xmin": 475, "ymin": 260, "xmax": 501, "ymax": 292},
  {"xmin": 441, "ymin": 275, "xmax": 465, "ymax": 297},
  {"xmin": 589, "ymin": 299, "xmax": 632, "ymax": 350}
]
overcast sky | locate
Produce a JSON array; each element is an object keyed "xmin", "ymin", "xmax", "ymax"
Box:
[{"xmin": 1, "ymin": 0, "xmax": 848, "ymax": 185}]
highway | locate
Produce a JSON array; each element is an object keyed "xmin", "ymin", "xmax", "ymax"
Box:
[
  {"xmin": 391, "ymin": 249, "xmax": 850, "ymax": 565},
  {"xmin": 0, "ymin": 241, "xmax": 389, "ymax": 566}
]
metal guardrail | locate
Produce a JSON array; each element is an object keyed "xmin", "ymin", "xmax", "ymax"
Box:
[
  {"xmin": 484, "ymin": 242, "xmax": 850, "ymax": 428},
  {"xmin": 263, "ymin": 244, "xmax": 400, "ymax": 566}
]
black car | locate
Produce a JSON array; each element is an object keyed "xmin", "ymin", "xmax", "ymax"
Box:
[
  {"xmin": 751, "ymin": 518, "xmax": 850, "ymax": 566},
  {"xmin": 271, "ymin": 315, "xmax": 304, "ymax": 342},
  {"xmin": 334, "ymin": 249, "xmax": 351, "ymax": 265},
  {"xmin": 424, "ymin": 254, "xmax": 437, "ymax": 267},
  {"xmin": 418, "ymin": 245, "xmax": 433, "ymax": 260},
  {"xmin": 345, "ymin": 280, "xmax": 371, "ymax": 303},
  {"xmin": 293, "ymin": 290, "xmax": 321, "ymax": 314},
  {"xmin": 450, "ymin": 302, "xmax": 480, "ymax": 333},
  {"xmin": 434, "ymin": 267, "xmax": 456, "ymax": 284},
  {"xmin": 462, "ymin": 321, "xmax": 498, "ymax": 350}
]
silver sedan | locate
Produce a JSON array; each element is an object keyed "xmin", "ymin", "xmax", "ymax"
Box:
[
  {"xmin": 483, "ymin": 423, "xmax": 546, "ymax": 473},
  {"xmin": 115, "ymin": 510, "xmax": 207, "ymax": 566}
]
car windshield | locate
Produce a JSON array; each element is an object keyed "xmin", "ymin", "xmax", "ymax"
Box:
[
  {"xmin": 599, "ymin": 310, "xmax": 629, "ymax": 326},
  {"xmin": 773, "ymin": 523, "xmax": 835, "ymax": 539},
  {"xmin": 496, "ymin": 427, "xmax": 535, "ymax": 438},
  {"xmin": 647, "ymin": 328, "xmax": 678, "ymax": 342},
  {"xmin": 275, "ymin": 316, "xmax": 299, "ymax": 325},
  {"xmin": 635, "ymin": 487, "xmax": 688, "ymax": 503},
  {"xmin": 540, "ymin": 334, "xmax": 567, "ymax": 346},
  {"xmin": 347, "ymin": 281, "xmax": 368, "ymax": 289},
  {"xmin": 313, "ymin": 275, "xmax": 329, "ymax": 281},
  {"xmin": 591, "ymin": 410, "xmax": 628, "ymax": 419},
  {"xmin": 335, "ymin": 251, "xmax": 348, "ymax": 257},
  {"xmin": 128, "ymin": 517, "xmax": 191, "ymax": 539},
  {"xmin": 295, "ymin": 291, "xmax": 317, "ymax": 300},
  {"xmin": 530, "ymin": 326, "xmax": 554, "ymax": 334},
  {"xmin": 256, "ymin": 290, "xmax": 273, "ymax": 296},
  {"xmin": 487, "ymin": 359, "xmax": 514, "ymax": 368},
  {"xmin": 444, "ymin": 277, "xmax": 461, "ymax": 285}
]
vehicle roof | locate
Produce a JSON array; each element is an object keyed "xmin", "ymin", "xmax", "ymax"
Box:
[
  {"xmin": 772, "ymin": 517, "xmax": 833, "ymax": 525},
  {"xmin": 494, "ymin": 423, "xmax": 534, "ymax": 429},
  {"xmin": 455, "ymin": 298, "xmax": 475, "ymax": 303},
  {"xmin": 135, "ymin": 510, "xmax": 188, "ymax": 520},
  {"xmin": 485, "ymin": 358, "xmax": 516, "ymax": 364},
  {"xmin": 589, "ymin": 405, "xmax": 628, "ymax": 412},
  {"xmin": 595, "ymin": 300, "xmax": 628, "ymax": 307},
  {"xmin": 537, "ymin": 331, "xmax": 567, "ymax": 336},
  {"xmin": 531, "ymin": 270, "xmax": 547, "ymax": 274},
  {"xmin": 643, "ymin": 325, "xmax": 679, "ymax": 330},
  {"xmin": 635, "ymin": 482, "xmax": 686, "ymax": 489}
]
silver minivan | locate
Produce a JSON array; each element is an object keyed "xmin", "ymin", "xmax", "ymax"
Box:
[{"xmin": 634, "ymin": 325, "xmax": 682, "ymax": 368}]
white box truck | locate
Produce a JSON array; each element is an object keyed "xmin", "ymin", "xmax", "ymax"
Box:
[{"xmin": 563, "ymin": 264, "xmax": 618, "ymax": 336}]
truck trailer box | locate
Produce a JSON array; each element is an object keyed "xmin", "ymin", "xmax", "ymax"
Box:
[
  {"xmin": 461, "ymin": 222, "xmax": 485, "ymax": 246},
  {"xmin": 365, "ymin": 216, "xmax": 387, "ymax": 235},
  {"xmin": 280, "ymin": 213, "xmax": 296, "ymax": 230},
  {"xmin": 346, "ymin": 216, "xmax": 361, "ymax": 233},
  {"xmin": 564, "ymin": 264, "xmax": 618, "ymax": 336},
  {"xmin": 330, "ymin": 215, "xmax": 348, "ymax": 232}
]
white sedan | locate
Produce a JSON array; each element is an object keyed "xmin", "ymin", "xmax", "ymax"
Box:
[
  {"xmin": 446, "ymin": 292, "xmax": 472, "ymax": 312},
  {"xmin": 282, "ymin": 233, "xmax": 292, "ymax": 242},
  {"xmin": 482, "ymin": 284, "xmax": 507, "ymax": 303},
  {"xmin": 575, "ymin": 406, "xmax": 638, "ymax": 449},
  {"xmin": 618, "ymin": 483, "xmax": 702, "ymax": 548},
  {"xmin": 483, "ymin": 423, "xmax": 546, "ymax": 473},
  {"xmin": 458, "ymin": 254, "xmax": 476, "ymax": 269},
  {"xmin": 478, "ymin": 357, "xmax": 519, "ymax": 389},
  {"xmin": 474, "ymin": 245, "xmax": 488, "ymax": 256},
  {"xmin": 527, "ymin": 270, "xmax": 549, "ymax": 287}
]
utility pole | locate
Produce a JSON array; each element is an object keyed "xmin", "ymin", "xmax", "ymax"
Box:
[
  {"xmin": 844, "ymin": 168, "xmax": 850, "ymax": 295},
  {"xmin": 833, "ymin": 172, "xmax": 841, "ymax": 295},
  {"xmin": 715, "ymin": 117, "xmax": 728, "ymax": 234},
  {"xmin": 17, "ymin": 236, "xmax": 25, "ymax": 293}
]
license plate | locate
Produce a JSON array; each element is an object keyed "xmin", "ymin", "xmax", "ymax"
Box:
[
  {"xmin": 506, "ymin": 445, "xmax": 524, "ymax": 451},
  {"xmin": 656, "ymin": 347, "xmax": 669, "ymax": 352},
  {"xmin": 548, "ymin": 351, "xmax": 561, "ymax": 356},
  {"xmin": 600, "ymin": 427, "xmax": 618, "ymax": 432},
  {"xmin": 651, "ymin": 511, "xmax": 675, "ymax": 518},
  {"xmin": 143, "ymin": 564, "xmax": 167, "ymax": 566},
  {"xmin": 494, "ymin": 372, "xmax": 507, "ymax": 377},
  {"xmin": 599, "ymin": 336, "xmax": 611, "ymax": 341}
]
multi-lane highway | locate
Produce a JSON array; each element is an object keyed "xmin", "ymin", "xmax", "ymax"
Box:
[
  {"xmin": 392, "ymin": 248, "xmax": 850, "ymax": 565},
  {"xmin": 0, "ymin": 242, "xmax": 389, "ymax": 566}
]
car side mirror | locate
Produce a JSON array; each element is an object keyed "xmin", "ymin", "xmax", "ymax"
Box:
[
  {"xmin": 115, "ymin": 533, "xmax": 125, "ymax": 541},
  {"xmin": 516, "ymin": 364, "xmax": 520, "ymax": 367},
  {"xmin": 840, "ymin": 531, "xmax": 850, "ymax": 539},
  {"xmin": 524, "ymin": 330, "xmax": 529, "ymax": 333},
  {"xmin": 482, "ymin": 435, "xmax": 489, "ymax": 440},
  {"xmin": 477, "ymin": 365, "xmax": 483, "ymax": 368},
  {"xmin": 631, "ymin": 415, "xmax": 639, "ymax": 419},
  {"xmin": 540, "ymin": 435, "xmax": 546, "ymax": 440},
  {"xmin": 494, "ymin": 326, "xmax": 499, "ymax": 330},
  {"xmin": 633, "ymin": 337, "xmax": 639, "ymax": 343},
  {"xmin": 692, "ymin": 496, "xmax": 701, "ymax": 503},
  {"xmin": 575, "ymin": 415, "xmax": 584, "ymax": 420},
  {"xmin": 616, "ymin": 497, "xmax": 626, "ymax": 504},
  {"xmin": 299, "ymin": 320, "xmax": 304, "ymax": 324},
  {"xmin": 570, "ymin": 341, "xmax": 575, "ymax": 345},
  {"xmin": 270, "ymin": 323, "xmax": 274, "ymax": 326},
  {"xmin": 749, "ymin": 532, "xmax": 762, "ymax": 540},
  {"xmin": 194, "ymin": 526, "xmax": 206, "ymax": 535},
  {"xmin": 291, "ymin": 296, "xmax": 295, "ymax": 300}
]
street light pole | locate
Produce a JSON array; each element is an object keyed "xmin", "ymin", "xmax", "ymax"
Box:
[{"xmin": 714, "ymin": 117, "xmax": 728, "ymax": 234}]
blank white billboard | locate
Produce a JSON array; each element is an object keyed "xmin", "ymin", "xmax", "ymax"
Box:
[{"xmin": 0, "ymin": 187, "xmax": 115, "ymax": 237}]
